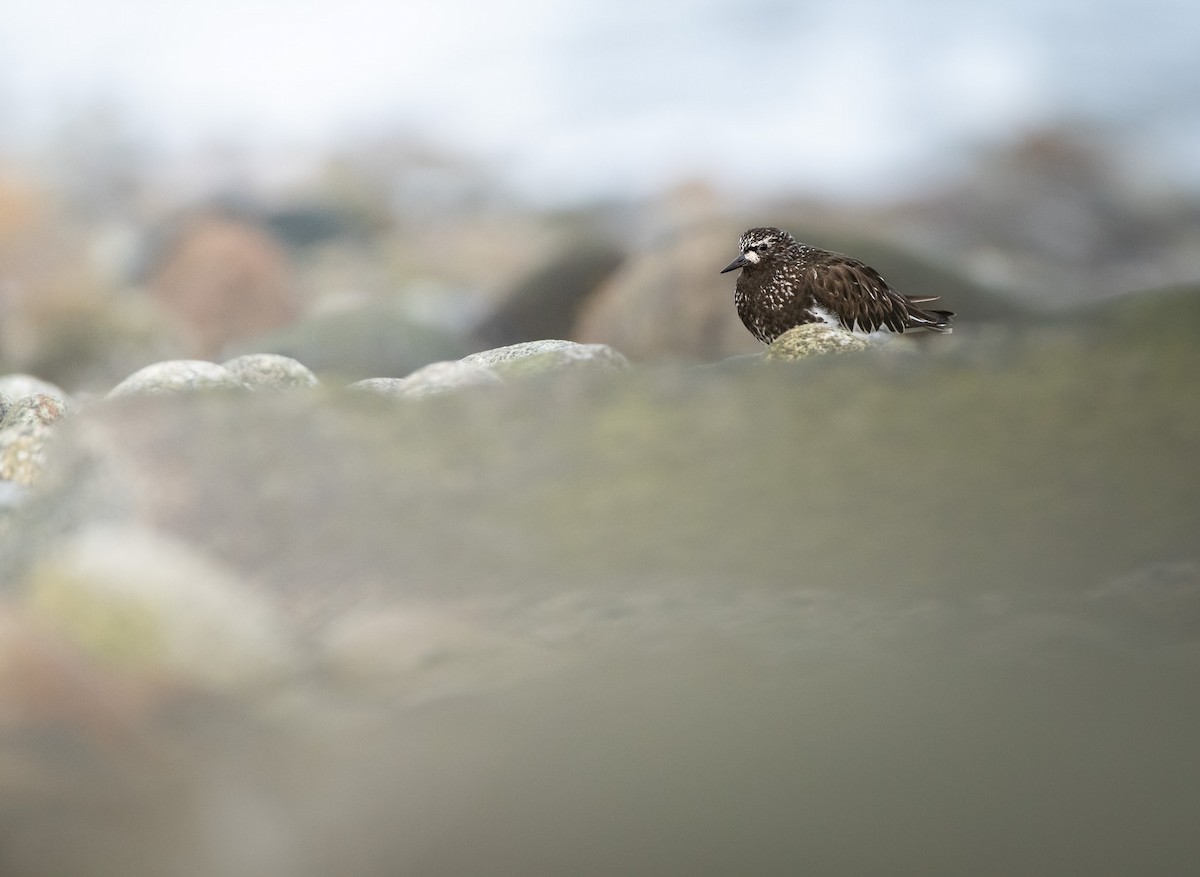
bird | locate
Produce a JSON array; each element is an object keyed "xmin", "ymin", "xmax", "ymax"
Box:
[{"xmin": 720, "ymin": 226, "xmax": 953, "ymax": 344}]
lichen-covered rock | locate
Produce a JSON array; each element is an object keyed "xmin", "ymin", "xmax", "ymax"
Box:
[
  {"xmin": 764, "ymin": 323, "xmax": 872, "ymax": 360},
  {"xmin": 0, "ymin": 393, "xmax": 68, "ymax": 429},
  {"xmin": 0, "ymin": 395, "xmax": 66, "ymax": 487},
  {"xmin": 462, "ymin": 340, "xmax": 629, "ymax": 377},
  {"xmin": 24, "ymin": 524, "xmax": 297, "ymax": 690},
  {"xmin": 350, "ymin": 360, "xmax": 503, "ymax": 399},
  {"xmin": 221, "ymin": 353, "xmax": 319, "ymax": 390},
  {"xmin": 0, "ymin": 374, "xmax": 68, "ymax": 404},
  {"xmin": 106, "ymin": 360, "xmax": 248, "ymax": 399}
]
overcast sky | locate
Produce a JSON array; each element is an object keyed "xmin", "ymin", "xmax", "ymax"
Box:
[{"xmin": 1, "ymin": 0, "xmax": 1197, "ymax": 201}]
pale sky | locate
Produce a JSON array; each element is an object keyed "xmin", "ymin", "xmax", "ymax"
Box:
[{"xmin": 1, "ymin": 0, "xmax": 1196, "ymax": 200}]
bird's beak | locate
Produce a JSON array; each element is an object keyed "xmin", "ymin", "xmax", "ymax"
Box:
[{"xmin": 720, "ymin": 253, "xmax": 750, "ymax": 274}]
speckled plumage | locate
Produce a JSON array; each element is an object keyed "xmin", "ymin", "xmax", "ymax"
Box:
[{"xmin": 720, "ymin": 227, "xmax": 954, "ymax": 344}]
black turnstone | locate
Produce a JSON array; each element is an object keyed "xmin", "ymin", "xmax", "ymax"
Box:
[{"xmin": 720, "ymin": 226, "xmax": 954, "ymax": 343}]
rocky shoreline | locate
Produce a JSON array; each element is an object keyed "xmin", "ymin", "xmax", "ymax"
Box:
[{"xmin": 1, "ymin": 305, "xmax": 1198, "ymax": 876}]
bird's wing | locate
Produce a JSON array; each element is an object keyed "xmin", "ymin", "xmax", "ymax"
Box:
[{"xmin": 816, "ymin": 260, "xmax": 910, "ymax": 333}]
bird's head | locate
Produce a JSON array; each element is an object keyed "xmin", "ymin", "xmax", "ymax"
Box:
[{"xmin": 720, "ymin": 227, "xmax": 794, "ymax": 274}]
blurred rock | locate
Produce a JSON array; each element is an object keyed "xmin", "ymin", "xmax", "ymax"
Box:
[
  {"xmin": 318, "ymin": 606, "xmax": 551, "ymax": 699},
  {"xmin": 900, "ymin": 129, "xmax": 1200, "ymax": 305},
  {"xmin": 23, "ymin": 523, "xmax": 297, "ymax": 690},
  {"xmin": 1076, "ymin": 282, "xmax": 1200, "ymax": 345},
  {"xmin": 238, "ymin": 303, "xmax": 474, "ymax": 383},
  {"xmin": 0, "ymin": 374, "xmax": 68, "ymax": 404},
  {"xmin": 146, "ymin": 214, "xmax": 300, "ymax": 356},
  {"xmin": 765, "ymin": 323, "xmax": 872, "ymax": 359},
  {"xmin": 221, "ymin": 354, "xmax": 319, "ymax": 391},
  {"xmin": 0, "ymin": 429, "xmax": 49, "ymax": 487},
  {"xmin": 15, "ymin": 293, "xmax": 185, "ymax": 395},
  {"xmin": 350, "ymin": 360, "xmax": 502, "ymax": 399},
  {"xmin": 0, "ymin": 480, "xmax": 28, "ymax": 516},
  {"xmin": 472, "ymin": 243, "xmax": 625, "ymax": 348},
  {"xmin": 106, "ymin": 360, "xmax": 248, "ymax": 399},
  {"xmin": 0, "ymin": 321, "xmax": 1196, "ymax": 877},
  {"xmin": 461, "ymin": 339, "xmax": 629, "ymax": 377},
  {"xmin": 576, "ymin": 222, "xmax": 760, "ymax": 360}
]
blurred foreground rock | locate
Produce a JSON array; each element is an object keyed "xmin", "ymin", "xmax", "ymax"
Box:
[{"xmin": 0, "ymin": 304, "xmax": 1198, "ymax": 876}]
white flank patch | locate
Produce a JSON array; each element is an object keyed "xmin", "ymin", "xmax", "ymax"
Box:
[{"xmin": 808, "ymin": 305, "xmax": 843, "ymax": 328}]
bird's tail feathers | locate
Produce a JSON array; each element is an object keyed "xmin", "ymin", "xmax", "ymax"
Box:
[{"xmin": 908, "ymin": 308, "xmax": 955, "ymax": 333}]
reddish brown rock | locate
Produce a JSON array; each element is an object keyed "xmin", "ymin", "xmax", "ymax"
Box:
[{"xmin": 147, "ymin": 215, "xmax": 299, "ymax": 356}]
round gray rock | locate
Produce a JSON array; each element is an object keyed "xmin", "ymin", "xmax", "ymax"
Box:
[
  {"xmin": 221, "ymin": 354, "xmax": 319, "ymax": 390},
  {"xmin": 0, "ymin": 394, "xmax": 69, "ymax": 430},
  {"xmin": 462, "ymin": 340, "xmax": 629, "ymax": 377},
  {"xmin": 106, "ymin": 360, "xmax": 249, "ymax": 399},
  {"xmin": 0, "ymin": 374, "xmax": 68, "ymax": 404},
  {"xmin": 350, "ymin": 360, "xmax": 504, "ymax": 400}
]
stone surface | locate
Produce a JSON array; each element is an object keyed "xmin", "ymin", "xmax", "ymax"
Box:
[
  {"xmin": 221, "ymin": 353, "xmax": 319, "ymax": 390},
  {"xmin": 575, "ymin": 222, "xmax": 763, "ymax": 360},
  {"xmin": 318, "ymin": 606, "xmax": 550, "ymax": 699},
  {"xmin": 147, "ymin": 214, "xmax": 299, "ymax": 356},
  {"xmin": 764, "ymin": 323, "xmax": 872, "ymax": 359},
  {"xmin": 238, "ymin": 304, "xmax": 474, "ymax": 383},
  {"xmin": 350, "ymin": 360, "xmax": 503, "ymax": 399},
  {"xmin": 24, "ymin": 523, "xmax": 297, "ymax": 689},
  {"xmin": 0, "ymin": 374, "xmax": 67, "ymax": 404},
  {"xmin": 0, "ymin": 393, "xmax": 68, "ymax": 429},
  {"xmin": 0, "ymin": 313, "xmax": 1197, "ymax": 877},
  {"xmin": 462, "ymin": 339, "xmax": 629, "ymax": 376},
  {"xmin": 0, "ymin": 395, "xmax": 66, "ymax": 487},
  {"xmin": 106, "ymin": 360, "xmax": 248, "ymax": 399},
  {"xmin": 472, "ymin": 243, "xmax": 625, "ymax": 348}
]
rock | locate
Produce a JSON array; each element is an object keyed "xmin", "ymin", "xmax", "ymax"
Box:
[
  {"xmin": 575, "ymin": 223, "xmax": 762, "ymax": 360},
  {"xmin": 221, "ymin": 353, "xmax": 319, "ymax": 390},
  {"xmin": 472, "ymin": 243, "xmax": 625, "ymax": 348},
  {"xmin": 0, "ymin": 604, "xmax": 160, "ymax": 739},
  {"xmin": 0, "ymin": 374, "xmax": 68, "ymax": 404},
  {"xmin": 106, "ymin": 360, "xmax": 248, "ymax": 399},
  {"xmin": 0, "ymin": 395, "xmax": 66, "ymax": 486},
  {"xmin": 0, "ymin": 480, "xmax": 28, "ymax": 512},
  {"xmin": 462, "ymin": 340, "xmax": 629, "ymax": 377},
  {"xmin": 237, "ymin": 304, "xmax": 474, "ymax": 383},
  {"xmin": 764, "ymin": 323, "xmax": 872, "ymax": 360},
  {"xmin": 0, "ymin": 321, "xmax": 1196, "ymax": 876},
  {"xmin": 350, "ymin": 360, "xmax": 503, "ymax": 399},
  {"xmin": 146, "ymin": 214, "xmax": 299, "ymax": 357},
  {"xmin": 0, "ymin": 429, "xmax": 49, "ymax": 486},
  {"xmin": 318, "ymin": 606, "xmax": 549, "ymax": 700},
  {"xmin": 23, "ymin": 523, "xmax": 297, "ymax": 690},
  {"xmin": 13, "ymin": 295, "xmax": 187, "ymax": 396},
  {"xmin": 0, "ymin": 393, "xmax": 69, "ymax": 429}
]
